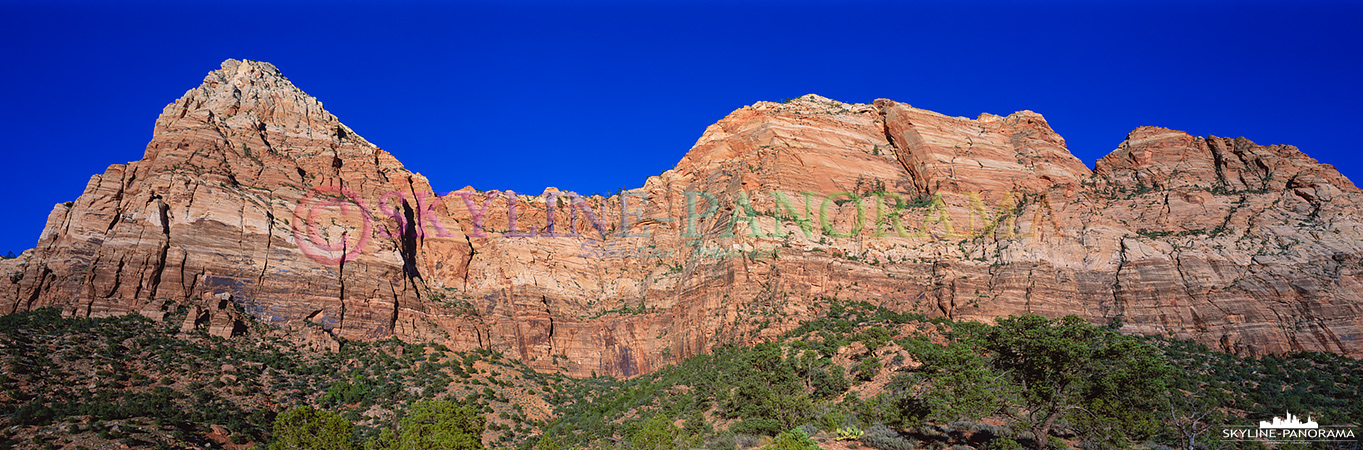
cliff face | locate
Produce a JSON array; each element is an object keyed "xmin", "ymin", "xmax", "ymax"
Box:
[
  {"xmin": 0, "ymin": 60, "xmax": 480, "ymax": 344},
  {"xmin": 2, "ymin": 61, "xmax": 1360, "ymax": 377}
]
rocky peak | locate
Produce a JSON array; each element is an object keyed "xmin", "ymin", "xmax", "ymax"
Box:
[
  {"xmin": 1095, "ymin": 126, "xmax": 1359, "ymax": 201},
  {"xmin": 154, "ymin": 59, "xmax": 349, "ymax": 140},
  {"xmin": 875, "ymin": 98, "xmax": 1092, "ymax": 199},
  {"xmin": 2, "ymin": 60, "xmax": 1361, "ymax": 380},
  {"xmin": 0, "ymin": 59, "xmax": 473, "ymax": 345}
]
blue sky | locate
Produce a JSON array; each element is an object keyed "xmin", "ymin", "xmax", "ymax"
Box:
[{"xmin": 0, "ymin": 1, "xmax": 1360, "ymax": 255}]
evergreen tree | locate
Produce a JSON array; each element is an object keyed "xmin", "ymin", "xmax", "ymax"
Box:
[
  {"xmin": 907, "ymin": 315, "xmax": 1173, "ymax": 450},
  {"xmin": 380, "ymin": 400, "xmax": 486, "ymax": 450},
  {"xmin": 269, "ymin": 406, "xmax": 355, "ymax": 450}
]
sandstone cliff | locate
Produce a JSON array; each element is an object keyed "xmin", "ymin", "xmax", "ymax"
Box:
[
  {"xmin": 0, "ymin": 60, "xmax": 480, "ymax": 345},
  {"xmin": 2, "ymin": 61, "xmax": 1359, "ymax": 377}
]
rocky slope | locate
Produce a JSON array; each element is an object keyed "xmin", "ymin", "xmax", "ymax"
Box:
[{"xmin": 2, "ymin": 60, "xmax": 1360, "ymax": 377}]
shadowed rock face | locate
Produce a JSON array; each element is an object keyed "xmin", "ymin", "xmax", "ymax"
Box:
[{"xmin": 2, "ymin": 61, "xmax": 1360, "ymax": 378}]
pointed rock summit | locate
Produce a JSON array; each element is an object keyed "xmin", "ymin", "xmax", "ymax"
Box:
[
  {"xmin": 2, "ymin": 59, "xmax": 476, "ymax": 344},
  {"xmin": 3, "ymin": 59, "xmax": 1361, "ymax": 378}
]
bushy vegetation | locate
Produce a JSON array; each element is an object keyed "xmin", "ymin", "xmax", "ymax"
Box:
[
  {"xmin": 766, "ymin": 428, "xmax": 820, "ymax": 450},
  {"xmin": 1147, "ymin": 336, "xmax": 1362, "ymax": 450},
  {"xmin": 900, "ymin": 315, "xmax": 1173, "ymax": 450},
  {"xmin": 0, "ymin": 307, "xmax": 549, "ymax": 448},
  {"xmin": 269, "ymin": 406, "xmax": 354, "ymax": 450},
  {"xmin": 860, "ymin": 423, "xmax": 917, "ymax": 450},
  {"xmin": 0, "ymin": 301, "xmax": 1359, "ymax": 450}
]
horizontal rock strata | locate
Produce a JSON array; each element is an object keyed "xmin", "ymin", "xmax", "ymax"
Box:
[{"xmin": 2, "ymin": 61, "xmax": 1359, "ymax": 377}]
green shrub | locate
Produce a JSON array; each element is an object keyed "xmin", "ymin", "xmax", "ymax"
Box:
[
  {"xmin": 854, "ymin": 357, "xmax": 881, "ymax": 382},
  {"xmin": 377, "ymin": 400, "xmax": 485, "ymax": 450},
  {"xmin": 536, "ymin": 436, "xmax": 563, "ymax": 450},
  {"xmin": 764, "ymin": 428, "xmax": 818, "ymax": 450},
  {"xmin": 708, "ymin": 432, "xmax": 738, "ymax": 450},
  {"xmin": 269, "ymin": 406, "xmax": 354, "ymax": 450},
  {"xmin": 632, "ymin": 414, "xmax": 681, "ymax": 450},
  {"xmin": 730, "ymin": 418, "xmax": 783, "ymax": 437},
  {"xmin": 989, "ymin": 437, "xmax": 1023, "ymax": 450},
  {"xmin": 11, "ymin": 402, "xmax": 55, "ymax": 426}
]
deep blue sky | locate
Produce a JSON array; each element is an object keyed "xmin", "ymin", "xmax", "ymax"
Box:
[{"xmin": 1, "ymin": 1, "xmax": 1360, "ymax": 255}]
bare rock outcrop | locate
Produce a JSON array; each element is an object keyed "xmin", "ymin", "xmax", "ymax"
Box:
[
  {"xmin": 0, "ymin": 59, "xmax": 478, "ymax": 344},
  {"xmin": 1, "ymin": 65, "xmax": 1360, "ymax": 378}
]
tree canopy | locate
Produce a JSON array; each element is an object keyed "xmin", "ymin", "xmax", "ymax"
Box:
[
  {"xmin": 269, "ymin": 406, "xmax": 356, "ymax": 450},
  {"xmin": 379, "ymin": 400, "xmax": 487, "ymax": 450},
  {"xmin": 905, "ymin": 315, "xmax": 1174, "ymax": 450}
]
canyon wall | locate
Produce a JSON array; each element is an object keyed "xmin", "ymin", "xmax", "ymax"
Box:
[{"xmin": 2, "ymin": 60, "xmax": 1359, "ymax": 377}]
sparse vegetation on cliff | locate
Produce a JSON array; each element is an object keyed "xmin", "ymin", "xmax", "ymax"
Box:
[{"xmin": 0, "ymin": 303, "xmax": 1357, "ymax": 450}]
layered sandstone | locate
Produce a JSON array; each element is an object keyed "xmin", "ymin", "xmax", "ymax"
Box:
[
  {"xmin": 0, "ymin": 59, "xmax": 480, "ymax": 344},
  {"xmin": 2, "ymin": 62, "xmax": 1360, "ymax": 378}
]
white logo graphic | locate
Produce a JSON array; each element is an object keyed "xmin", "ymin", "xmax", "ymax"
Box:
[
  {"xmin": 1259, "ymin": 412, "xmax": 1319, "ymax": 429},
  {"xmin": 1224, "ymin": 411, "xmax": 1354, "ymax": 442}
]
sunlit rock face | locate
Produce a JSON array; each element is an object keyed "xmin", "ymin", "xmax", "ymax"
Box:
[
  {"xmin": 2, "ymin": 61, "xmax": 1360, "ymax": 377},
  {"xmin": 0, "ymin": 59, "xmax": 477, "ymax": 346}
]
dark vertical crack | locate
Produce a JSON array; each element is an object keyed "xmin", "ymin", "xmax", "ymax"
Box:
[
  {"xmin": 20, "ymin": 266, "xmax": 51, "ymax": 314},
  {"xmin": 109, "ymin": 257, "xmax": 126, "ymax": 299},
  {"xmin": 1173, "ymin": 251, "xmax": 1195, "ymax": 301},
  {"xmin": 541, "ymin": 295, "xmax": 555, "ymax": 356},
  {"xmin": 336, "ymin": 231, "xmax": 348, "ymax": 335},
  {"xmin": 396, "ymin": 198, "xmax": 424, "ymax": 286},
  {"xmin": 252, "ymin": 210, "xmax": 275, "ymax": 304},
  {"xmin": 462, "ymin": 234, "xmax": 475, "ymax": 289},
  {"xmin": 386, "ymin": 279, "xmax": 400, "ymax": 337},
  {"xmin": 147, "ymin": 200, "xmax": 172, "ymax": 299},
  {"xmin": 1111, "ymin": 238, "xmax": 1128, "ymax": 325},
  {"xmin": 257, "ymin": 121, "xmax": 273, "ymax": 153}
]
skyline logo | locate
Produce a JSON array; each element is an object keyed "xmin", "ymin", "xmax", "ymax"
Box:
[
  {"xmin": 1259, "ymin": 412, "xmax": 1319, "ymax": 429},
  {"xmin": 1223, "ymin": 411, "xmax": 1355, "ymax": 443}
]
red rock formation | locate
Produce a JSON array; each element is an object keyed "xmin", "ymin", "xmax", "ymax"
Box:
[
  {"xmin": 0, "ymin": 59, "xmax": 479, "ymax": 344},
  {"xmin": 2, "ymin": 63, "xmax": 1360, "ymax": 378}
]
